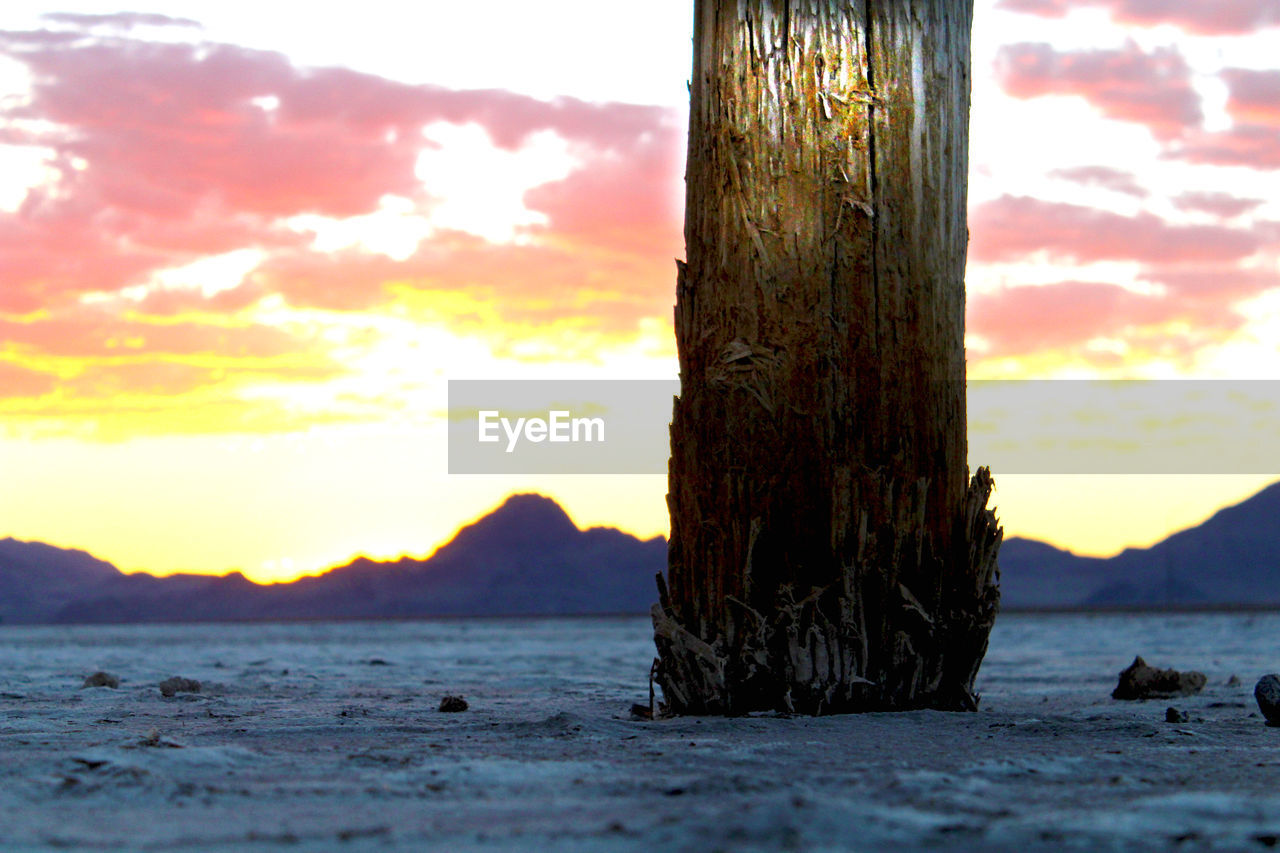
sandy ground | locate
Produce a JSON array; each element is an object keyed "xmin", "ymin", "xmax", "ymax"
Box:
[{"xmin": 3, "ymin": 617, "xmax": 1280, "ymax": 851}]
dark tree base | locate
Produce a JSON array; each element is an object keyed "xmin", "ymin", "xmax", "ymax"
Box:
[{"xmin": 653, "ymin": 468, "xmax": 1001, "ymax": 716}]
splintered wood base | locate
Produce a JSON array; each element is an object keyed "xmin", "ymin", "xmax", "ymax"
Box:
[{"xmin": 653, "ymin": 468, "xmax": 1001, "ymax": 715}]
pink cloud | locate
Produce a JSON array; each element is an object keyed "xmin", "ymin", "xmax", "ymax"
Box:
[
  {"xmin": 969, "ymin": 195, "xmax": 1261, "ymax": 264},
  {"xmin": 1167, "ymin": 70, "xmax": 1280, "ymax": 169},
  {"xmin": 1168, "ymin": 125, "xmax": 1280, "ymax": 169},
  {"xmin": 1049, "ymin": 166, "xmax": 1149, "ymax": 197},
  {"xmin": 40, "ymin": 12, "xmax": 202, "ymax": 31},
  {"xmin": 1139, "ymin": 265, "xmax": 1278, "ymax": 301},
  {"xmin": 1171, "ymin": 192, "xmax": 1265, "ymax": 218},
  {"xmin": 131, "ymin": 282, "xmax": 268, "ymax": 317},
  {"xmin": 0, "ymin": 25, "xmax": 683, "ymax": 316},
  {"xmin": 967, "ymin": 274, "xmax": 1258, "ymax": 361},
  {"xmin": 996, "ymin": 0, "xmax": 1072, "ymax": 16},
  {"xmin": 994, "ymin": 41, "xmax": 1202, "ymax": 140},
  {"xmin": 5, "ymin": 38, "xmax": 429, "ymax": 220},
  {"xmin": 0, "ymin": 17, "xmax": 689, "ymax": 421},
  {"xmin": 523, "ymin": 121, "xmax": 684, "ymax": 256},
  {"xmin": 996, "ymin": 0, "xmax": 1280, "ymax": 35},
  {"xmin": 969, "ymin": 281, "xmax": 1175, "ymax": 354},
  {"xmin": 1222, "ymin": 69, "xmax": 1280, "ymax": 125}
]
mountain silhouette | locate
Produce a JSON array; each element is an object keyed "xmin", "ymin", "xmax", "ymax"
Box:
[
  {"xmin": 4, "ymin": 483, "xmax": 1280, "ymax": 623},
  {"xmin": 1, "ymin": 494, "xmax": 664, "ymax": 624},
  {"xmin": 0, "ymin": 537, "xmax": 121, "ymax": 624},
  {"xmin": 999, "ymin": 480, "xmax": 1280, "ymax": 608}
]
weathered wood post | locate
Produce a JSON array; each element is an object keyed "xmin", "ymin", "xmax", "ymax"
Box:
[{"xmin": 653, "ymin": 0, "xmax": 1002, "ymax": 715}]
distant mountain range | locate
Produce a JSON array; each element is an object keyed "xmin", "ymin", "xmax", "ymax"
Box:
[
  {"xmin": 0, "ymin": 494, "xmax": 664, "ymax": 625},
  {"xmin": 1000, "ymin": 479, "xmax": 1280, "ymax": 609},
  {"xmin": 2, "ymin": 482, "xmax": 1279, "ymax": 624}
]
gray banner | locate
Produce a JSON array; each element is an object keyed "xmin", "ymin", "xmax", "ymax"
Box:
[
  {"xmin": 448, "ymin": 379, "xmax": 1280, "ymax": 475},
  {"xmin": 448, "ymin": 380, "xmax": 674, "ymax": 474}
]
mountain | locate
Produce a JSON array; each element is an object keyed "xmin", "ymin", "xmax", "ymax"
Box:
[
  {"xmin": 0, "ymin": 538, "xmax": 122, "ymax": 624},
  {"xmin": 2, "ymin": 494, "xmax": 665, "ymax": 625},
  {"xmin": 5, "ymin": 483, "xmax": 1280, "ymax": 623},
  {"xmin": 999, "ymin": 480, "xmax": 1280, "ymax": 608},
  {"xmin": 995, "ymin": 538, "xmax": 1112, "ymax": 608}
]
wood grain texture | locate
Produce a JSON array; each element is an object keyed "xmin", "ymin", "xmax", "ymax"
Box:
[{"xmin": 654, "ymin": 0, "xmax": 1001, "ymax": 715}]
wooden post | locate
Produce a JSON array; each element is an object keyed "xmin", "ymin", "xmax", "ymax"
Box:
[{"xmin": 653, "ymin": 0, "xmax": 1001, "ymax": 715}]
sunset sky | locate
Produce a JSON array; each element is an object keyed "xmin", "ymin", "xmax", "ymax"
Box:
[{"xmin": 1, "ymin": 1, "xmax": 1278, "ymax": 582}]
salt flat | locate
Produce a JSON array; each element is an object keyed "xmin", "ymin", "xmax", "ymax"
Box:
[{"xmin": 2, "ymin": 614, "xmax": 1280, "ymax": 851}]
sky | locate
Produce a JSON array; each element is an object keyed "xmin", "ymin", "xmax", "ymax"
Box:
[{"xmin": 0, "ymin": 1, "xmax": 1278, "ymax": 582}]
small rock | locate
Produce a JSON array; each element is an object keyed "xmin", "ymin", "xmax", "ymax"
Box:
[
  {"xmin": 158, "ymin": 676, "xmax": 202, "ymax": 698},
  {"xmin": 1165, "ymin": 707, "xmax": 1189, "ymax": 723},
  {"xmin": 1111, "ymin": 656, "xmax": 1207, "ymax": 700},
  {"xmin": 138, "ymin": 728, "xmax": 183, "ymax": 748},
  {"xmin": 1254, "ymin": 674, "xmax": 1280, "ymax": 726},
  {"xmin": 1226, "ymin": 674, "xmax": 1242, "ymax": 687},
  {"xmin": 81, "ymin": 671, "xmax": 120, "ymax": 689},
  {"xmin": 438, "ymin": 695, "xmax": 468, "ymax": 713},
  {"xmin": 629, "ymin": 703, "xmax": 653, "ymax": 720},
  {"xmin": 367, "ymin": 658, "xmax": 390, "ymax": 666}
]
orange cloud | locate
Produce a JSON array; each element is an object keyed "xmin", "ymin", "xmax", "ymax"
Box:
[
  {"xmin": 0, "ymin": 392, "xmax": 366, "ymax": 440},
  {"xmin": 0, "ymin": 308, "xmax": 308, "ymax": 359},
  {"xmin": 0, "ymin": 361, "xmax": 58, "ymax": 398},
  {"xmin": 252, "ymin": 231, "xmax": 677, "ymax": 337},
  {"xmin": 64, "ymin": 360, "xmax": 342, "ymax": 399}
]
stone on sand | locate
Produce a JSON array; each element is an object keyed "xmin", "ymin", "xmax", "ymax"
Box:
[
  {"xmin": 438, "ymin": 695, "xmax": 468, "ymax": 712},
  {"xmin": 158, "ymin": 676, "xmax": 202, "ymax": 698},
  {"xmin": 81, "ymin": 671, "xmax": 120, "ymax": 689},
  {"xmin": 1254, "ymin": 674, "xmax": 1280, "ymax": 726},
  {"xmin": 1111, "ymin": 656, "xmax": 1206, "ymax": 700}
]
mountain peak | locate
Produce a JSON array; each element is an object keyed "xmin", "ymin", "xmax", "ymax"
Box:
[
  {"xmin": 433, "ymin": 493, "xmax": 580, "ymax": 557},
  {"xmin": 493, "ymin": 493, "xmax": 578, "ymax": 529}
]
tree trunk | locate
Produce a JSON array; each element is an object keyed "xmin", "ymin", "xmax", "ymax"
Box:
[{"xmin": 653, "ymin": 0, "xmax": 1001, "ymax": 715}]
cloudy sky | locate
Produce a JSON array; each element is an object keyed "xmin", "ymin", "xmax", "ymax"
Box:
[{"xmin": 1, "ymin": 1, "xmax": 1277, "ymax": 581}]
